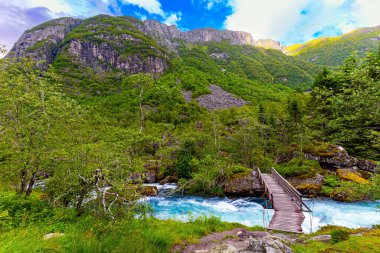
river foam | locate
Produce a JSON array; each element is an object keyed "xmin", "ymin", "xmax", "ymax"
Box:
[{"xmin": 145, "ymin": 184, "xmax": 380, "ymax": 233}]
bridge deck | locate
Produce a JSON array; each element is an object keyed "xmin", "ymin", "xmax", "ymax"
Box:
[{"xmin": 258, "ymin": 169, "xmax": 310, "ymax": 233}]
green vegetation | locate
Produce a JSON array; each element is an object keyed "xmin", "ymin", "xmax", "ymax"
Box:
[
  {"xmin": 1, "ymin": 16, "xmax": 380, "ymax": 251},
  {"xmin": 0, "ymin": 192, "xmax": 243, "ymax": 253},
  {"xmin": 293, "ymin": 226, "xmax": 380, "ymax": 253},
  {"xmin": 286, "ymin": 26, "xmax": 380, "ymax": 66},
  {"xmin": 330, "ymin": 229, "xmax": 350, "ymax": 244},
  {"xmin": 309, "ymin": 48, "xmax": 380, "ymax": 160}
]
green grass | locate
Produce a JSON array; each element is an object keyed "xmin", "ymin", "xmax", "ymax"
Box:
[
  {"xmin": 0, "ymin": 216, "xmax": 245, "ymax": 253},
  {"xmin": 293, "ymin": 227, "xmax": 380, "ymax": 253},
  {"xmin": 0, "ymin": 191, "xmax": 247, "ymax": 253}
]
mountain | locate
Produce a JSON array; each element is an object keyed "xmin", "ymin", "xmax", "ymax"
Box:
[
  {"xmin": 8, "ymin": 15, "xmax": 318, "ymax": 94},
  {"xmin": 285, "ymin": 25, "xmax": 380, "ymax": 66}
]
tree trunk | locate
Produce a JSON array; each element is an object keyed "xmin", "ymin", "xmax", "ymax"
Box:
[
  {"xmin": 139, "ymin": 89, "xmax": 144, "ymax": 133},
  {"xmin": 25, "ymin": 172, "xmax": 37, "ymax": 196},
  {"xmin": 19, "ymin": 169, "xmax": 28, "ymax": 194}
]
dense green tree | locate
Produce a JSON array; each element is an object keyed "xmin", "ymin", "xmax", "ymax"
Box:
[{"xmin": 0, "ymin": 57, "xmax": 81, "ymax": 196}]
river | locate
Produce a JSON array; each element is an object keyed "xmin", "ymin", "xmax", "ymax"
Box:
[{"xmin": 143, "ymin": 183, "xmax": 380, "ymax": 233}]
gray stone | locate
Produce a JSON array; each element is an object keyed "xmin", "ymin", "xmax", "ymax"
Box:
[
  {"xmin": 43, "ymin": 233, "xmax": 64, "ymax": 240},
  {"xmin": 177, "ymin": 229, "xmax": 295, "ymax": 253},
  {"xmin": 195, "ymin": 85, "xmax": 249, "ymax": 111},
  {"xmin": 308, "ymin": 234, "xmax": 331, "ymax": 243},
  {"xmin": 303, "ymin": 145, "xmax": 379, "ymax": 173},
  {"xmin": 224, "ymin": 171, "xmax": 263, "ymax": 197}
]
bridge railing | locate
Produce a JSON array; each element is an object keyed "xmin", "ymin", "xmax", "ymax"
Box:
[
  {"xmin": 270, "ymin": 168, "xmax": 312, "ymax": 212},
  {"xmin": 255, "ymin": 168, "xmax": 273, "ymax": 208}
]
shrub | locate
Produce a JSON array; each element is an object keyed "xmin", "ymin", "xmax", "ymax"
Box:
[
  {"xmin": 323, "ymin": 175, "xmax": 340, "ymax": 187},
  {"xmin": 331, "ymin": 229, "xmax": 349, "ymax": 244}
]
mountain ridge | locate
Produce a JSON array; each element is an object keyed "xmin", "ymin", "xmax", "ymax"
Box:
[
  {"xmin": 8, "ymin": 14, "xmax": 284, "ymax": 61},
  {"xmin": 6, "ymin": 14, "xmax": 317, "ymax": 94},
  {"xmin": 285, "ymin": 25, "xmax": 380, "ymax": 66}
]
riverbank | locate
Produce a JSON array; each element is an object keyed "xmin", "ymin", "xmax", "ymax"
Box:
[{"xmin": 0, "ymin": 191, "xmax": 379, "ymax": 252}]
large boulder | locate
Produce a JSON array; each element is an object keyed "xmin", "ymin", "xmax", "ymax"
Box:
[
  {"xmin": 336, "ymin": 169, "xmax": 369, "ymax": 184},
  {"xmin": 224, "ymin": 171, "xmax": 263, "ymax": 196},
  {"xmin": 144, "ymin": 160, "xmax": 160, "ymax": 183},
  {"xmin": 159, "ymin": 175, "xmax": 178, "ymax": 185},
  {"xmin": 303, "ymin": 144, "xmax": 379, "ymax": 173},
  {"xmin": 140, "ymin": 186, "xmax": 158, "ymax": 196},
  {"xmin": 290, "ymin": 173, "xmax": 324, "ymax": 196}
]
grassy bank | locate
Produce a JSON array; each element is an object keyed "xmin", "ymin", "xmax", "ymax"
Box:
[
  {"xmin": 0, "ymin": 191, "xmax": 246, "ymax": 253},
  {"xmin": 293, "ymin": 226, "xmax": 380, "ymax": 253}
]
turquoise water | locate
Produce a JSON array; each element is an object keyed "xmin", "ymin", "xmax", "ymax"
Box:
[{"xmin": 144, "ymin": 184, "xmax": 380, "ymax": 233}]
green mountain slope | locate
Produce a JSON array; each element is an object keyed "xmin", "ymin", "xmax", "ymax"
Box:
[
  {"xmin": 8, "ymin": 15, "xmax": 319, "ymax": 94},
  {"xmin": 286, "ymin": 26, "xmax": 380, "ymax": 66}
]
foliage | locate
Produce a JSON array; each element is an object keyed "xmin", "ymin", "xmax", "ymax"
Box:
[
  {"xmin": 286, "ymin": 27, "xmax": 380, "ymax": 66},
  {"xmin": 309, "ymin": 47, "xmax": 380, "ymax": 160},
  {"xmin": 331, "ymin": 229, "xmax": 350, "ymax": 244},
  {"xmin": 0, "ymin": 57, "xmax": 82, "ymax": 196},
  {"xmin": 293, "ymin": 227, "xmax": 380, "ymax": 253}
]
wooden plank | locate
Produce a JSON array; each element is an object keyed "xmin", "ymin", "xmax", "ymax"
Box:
[{"xmin": 258, "ymin": 169, "xmax": 309, "ymax": 234}]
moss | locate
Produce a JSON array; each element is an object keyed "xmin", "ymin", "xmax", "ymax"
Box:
[
  {"xmin": 275, "ymin": 158, "xmax": 322, "ymax": 178},
  {"xmin": 296, "ymin": 183, "xmax": 321, "ymax": 195},
  {"xmin": 303, "ymin": 142, "xmax": 342, "ymax": 158},
  {"xmin": 337, "ymin": 169, "xmax": 369, "ymax": 184}
]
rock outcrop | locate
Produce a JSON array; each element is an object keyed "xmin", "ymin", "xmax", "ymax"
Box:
[
  {"xmin": 303, "ymin": 145, "xmax": 379, "ymax": 173},
  {"xmin": 140, "ymin": 185, "xmax": 158, "ymax": 196},
  {"xmin": 143, "ymin": 160, "xmax": 160, "ymax": 183},
  {"xmin": 224, "ymin": 171, "xmax": 263, "ymax": 196},
  {"xmin": 141, "ymin": 20, "xmax": 256, "ymax": 51},
  {"xmin": 254, "ymin": 39, "xmax": 285, "ymax": 51},
  {"xmin": 175, "ymin": 228, "xmax": 295, "ymax": 253},
  {"xmin": 336, "ymin": 169, "xmax": 369, "ymax": 184},
  {"xmin": 290, "ymin": 173, "xmax": 324, "ymax": 196},
  {"xmin": 7, "ymin": 15, "xmax": 284, "ymax": 74},
  {"xmin": 8, "ymin": 17, "xmax": 82, "ymax": 68}
]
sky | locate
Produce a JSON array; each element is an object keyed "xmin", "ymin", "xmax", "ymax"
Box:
[{"xmin": 1, "ymin": 0, "xmax": 380, "ymax": 53}]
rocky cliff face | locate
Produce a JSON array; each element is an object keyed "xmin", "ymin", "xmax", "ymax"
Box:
[
  {"xmin": 8, "ymin": 18, "xmax": 82, "ymax": 68},
  {"xmin": 254, "ymin": 39, "xmax": 285, "ymax": 51},
  {"xmin": 7, "ymin": 15, "xmax": 285, "ymax": 90},
  {"xmin": 140, "ymin": 19, "xmax": 256, "ymax": 50},
  {"xmin": 8, "ymin": 15, "xmax": 283, "ymax": 67}
]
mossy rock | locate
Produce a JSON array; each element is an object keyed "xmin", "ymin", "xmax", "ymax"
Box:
[
  {"xmin": 337, "ymin": 169, "xmax": 369, "ymax": 184},
  {"xmin": 291, "ymin": 173, "xmax": 324, "ymax": 196},
  {"xmin": 140, "ymin": 186, "xmax": 158, "ymax": 196},
  {"xmin": 330, "ymin": 186, "xmax": 365, "ymax": 202},
  {"xmin": 224, "ymin": 171, "xmax": 263, "ymax": 196},
  {"xmin": 296, "ymin": 183, "xmax": 321, "ymax": 196}
]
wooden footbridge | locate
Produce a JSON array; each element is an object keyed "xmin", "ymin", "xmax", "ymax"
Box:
[{"xmin": 256, "ymin": 168, "xmax": 311, "ymax": 233}]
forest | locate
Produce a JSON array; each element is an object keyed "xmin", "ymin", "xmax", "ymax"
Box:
[{"xmin": 0, "ymin": 35, "xmax": 379, "ymax": 252}]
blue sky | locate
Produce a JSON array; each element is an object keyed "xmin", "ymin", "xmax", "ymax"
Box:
[{"xmin": 1, "ymin": 0, "xmax": 380, "ymax": 52}]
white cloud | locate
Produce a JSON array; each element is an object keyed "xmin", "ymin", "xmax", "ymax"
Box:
[
  {"xmin": 225, "ymin": 0, "xmax": 305, "ymax": 41},
  {"xmin": 352, "ymin": 0, "xmax": 380, "ymax": 28},
  {"xmin": 224, "ymin": 0, "xmax": 380, "ymax": 45},
  {"xmin": 163, "ymin": 12, "xmax": 182, "ymax": 26},
  {"xmin": 120, "ymin": 0, "xmax": 164, "ymax": 16}
]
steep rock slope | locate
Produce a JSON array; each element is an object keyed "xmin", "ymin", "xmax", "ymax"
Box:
[
  {"xmin": 8, "ymin": 17, "xmax": 82, "ymax": 68},
  {"xmin": 285, "ymin": 25, "xmax": 380, "ymax": 66},
  {"xmin": 141, "ymin": 20, "xmax": 256, "ymax": 50},
  {"xmin": 7, "ymin": 15, "xmax": 318, "ymax": 93}
]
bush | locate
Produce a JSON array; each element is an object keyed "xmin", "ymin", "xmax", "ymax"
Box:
[
  {"xmin": 323, "ymin": 175, "xmax": 340, "ymax": 187},
  {"xmin": 0, "ymin": 193, "xmax": 52, "ymax": 230},
  {"xmin": 331, "ymin": 229, "xmax": 349, "ymax": 244}
]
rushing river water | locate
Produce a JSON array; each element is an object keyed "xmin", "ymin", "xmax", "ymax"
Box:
[{"xmin": 143, "ymin": 184, "xmax": 380, "ymax": 233}]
